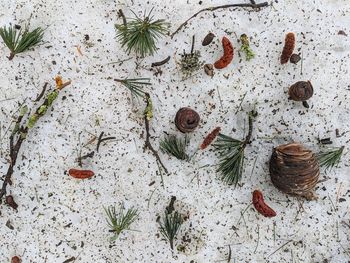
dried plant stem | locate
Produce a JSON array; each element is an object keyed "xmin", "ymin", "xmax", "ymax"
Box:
[
  {"xmin": 0, "ymin": 84, "xmax": 70, "ymax": 207},
  {"xmin": 77, "ymin": 131, "xmax": 116, "ymax": 166},
  {"xmin": 143, "ymin": 93, "xmax": 168, "ymax": 183},
  {"xmin": 171, "ymin": 1, "xmax": 269, "ymax": 38}
]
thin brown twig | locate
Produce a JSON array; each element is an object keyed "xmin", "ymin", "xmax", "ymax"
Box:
[
  {"xmin": 34, "ymin": 82, "xmax": 48, "ymax": 102},
  {"xmin": 151, "ymin": 56, "xmax": 170, "ymax": 67},
  {"xmin": 77, "ymin": 131, "xmax": 116, "ymax": 166},
  {"xmin": 170, "ymin": 1, "xmax": 269, "ymax": 38},
  {"xmin": 268, "ymin": 240, "xmax": 293, "ymax": 257},
  {"xmin": 143, "ymin": 93, "xmax": 168, "ymax": 183},
  {"xmin": 1, "ymin": 84, "xmax": 70, "ymax": 207},
  {"xmin": 243, "ymin": 111, "xmax": 255, "ymax": 145},
  {"xmin": 190, "ymin": 35, "xmax": 195, "ymax": 54},
  {"xmin": 118, "ymin": 9, "xmax": 127, "ymax": 26}
]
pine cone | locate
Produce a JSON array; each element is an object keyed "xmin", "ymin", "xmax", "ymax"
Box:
[{"xmin": 269, "ymin": 142, "xmax": 320, "ymax": 200}]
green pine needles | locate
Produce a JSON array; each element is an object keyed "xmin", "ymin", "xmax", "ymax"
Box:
[
  {"xmin": 160, "ymin": 135, "xmax": 189, "ymax": 160},
  {"xmin": 213, "ymin": 134, "xmax": 246, "ymax": 186},
  {"xmin": 317, "ymin": 146, "xmax": 344, "ymax": 171},
  {"xmin": 116, "ymin": 9, "xmax": 169, "ymax": 57},
  {"xmin": 114, "ymin": 78, "xmax": 151, "ymax": 98},
  {"xmin": 104, "ymin": 205, "xmax": 139, "ymax": 241},
  {"xmin": 0, "ymin": 24, "xmax": 44, "ymax": 60},
  {"xmin": 213, "ymin": 111, "xmax": 255, "ymax": 186},
  {"xmin": 159, "ymin": 211, "xmax": 183, "ymax": 250}
]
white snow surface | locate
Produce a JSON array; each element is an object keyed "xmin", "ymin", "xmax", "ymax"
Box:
[{"xmin": 0, "ymin": 0, "xmax": 350, "ymax": 262}]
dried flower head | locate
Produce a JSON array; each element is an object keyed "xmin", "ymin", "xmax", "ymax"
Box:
[{"xmin": 178, "ymin": 50, "xmax": 204, "ymax": 79}]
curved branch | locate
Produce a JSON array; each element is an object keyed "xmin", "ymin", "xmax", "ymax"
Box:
[{"xmin": 170, "ymin": 1, "xmax": 269, "ymax": 38}]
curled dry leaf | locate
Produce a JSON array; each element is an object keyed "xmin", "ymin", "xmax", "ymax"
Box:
[
  {"xmin": 175, "ymin": 107, "xmax": 200, "ymax": 133},
  {"xmin": 68, "ymin": 168, "xmax": 95, "ymax": 179}
]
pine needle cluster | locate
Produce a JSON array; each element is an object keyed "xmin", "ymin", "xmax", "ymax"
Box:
[
  {"xmin": 317, "ymin": 146, "xmax": 344, "ymax": 171},
  {"xmin": 104, "ymin": 205, "xmax": 139, "ymax": 241},
  {"xmin": 0, "ymin": 24, "xmax": 44, "ymax": 60},
  {"xmin": 160, "ymin": 135, "xmax": 189, "ymax": 160},
  {"xmin": 115, "ymin": 9, "xmax": 169, "ymax": 57},
  {"xmin": 115, "ymin": 78, "xmax": 151, "ymax": 98}
]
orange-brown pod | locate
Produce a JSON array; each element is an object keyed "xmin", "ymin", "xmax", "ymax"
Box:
[
  {"xmin": 11, "ymin": 256, "xmax": 21, "ymax": 263},
  {"xmin": 214, "ymin": 37, "xmax": 234, "ymax": 69},
  {"xmin": 252, "ymin": 190, "xmax": 276, "ymax": 217},
  {"xmin": 200, "ymin": 127, "xmax": 221, "ymax": 150},
  {"xmin": 68, "ymin": 168, "xmax": 94, "ymax": 179},
  {"xmin": 280, "ymin": 32, "xmax": 295, "ymax": 64}
]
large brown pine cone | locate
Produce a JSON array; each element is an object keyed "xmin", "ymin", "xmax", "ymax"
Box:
[{"xmin": 269, "ymin": 142, "xmax": 320, "ymax": 200}]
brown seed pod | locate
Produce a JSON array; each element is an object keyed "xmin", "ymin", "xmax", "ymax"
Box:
[
  {"xmin": 280, "ymin": 32, "xmax": 295, "ymax": 64},
  {"xmin": 204, "ymin": 64, "xmax": 214, "ymax": 77},
  {"xmin": 269, "ymin": 143, "xmax": 320, "ymax": 200},
  {"xmin": 202, "ymin": 32, "xmax": 215, "ymax": 46},
  {"xmin": 288, "ymin": 81, "xmax": 313, "ymax": 108},
  {"xmin": 175, "ymin": 107, "xmax": 200, "ymax": 133}
]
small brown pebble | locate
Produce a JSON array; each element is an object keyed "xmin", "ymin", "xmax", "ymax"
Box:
[
  {"xmin": 290, "ymin": 53, "xmax": 301, "ymax": 64},
  {"xmin": 202, "ymin": 32, "xmax": 215, "ymax": 46},
  {"xmin": 204, "ymin": 64, "xmax": 214, "ymax": 77},
  {"xmin": 11, "ymin": 256, "xmax": 21, "ymax": 263}
]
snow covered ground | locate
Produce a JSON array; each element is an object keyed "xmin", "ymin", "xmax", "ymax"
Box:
[{"xmin": 0, "ymin": 0, "xmax": 349, "ymax": 262}]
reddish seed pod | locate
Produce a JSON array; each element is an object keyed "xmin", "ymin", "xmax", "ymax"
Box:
[
  {"xmin": 280, "ymin": 32, "xmax": 295, "ymax": 64},
  {"xmin": 252, "ymin": 190, "xmax": 276, "ymax": 218},
  {"xmin": 11, "ymin": 256, "xmax": 21, "ymax": 263},
  {"xmin": 5, "ymin": 195, "xmax": 18, "ymax": 210},
  {"xmin": 214, "ymin": 37, "xmax": 234, "ymax": 69},
  {"xmin": 68, "ymin": 169, "xmax": 94, "ymax": 179},
  {"xmin": 200, "ymin": 127, "xmax": 221, "ymax": 150}
]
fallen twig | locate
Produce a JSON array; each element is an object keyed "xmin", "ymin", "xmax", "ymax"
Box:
[
  {"xmin": 0, "ymin": 81, "xmax": 71, "ymax": 209},
  {"xmin": 151, "ymin": 56, "xmax": 171, "ymax": 67},
  {"xmin": 171, "ymin": 1, "xmax": 269, "ymax": 38},
  {"xmin": 34, "ymin": 82, "xmax": 48, "ymax": 102},
  {"xmin": 143, "ymin": 93, "xmax": 168, "ymax": 184},
  {"xmin": 77, "ymin": 131, "xmax": 116, "ymax": 166}
]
